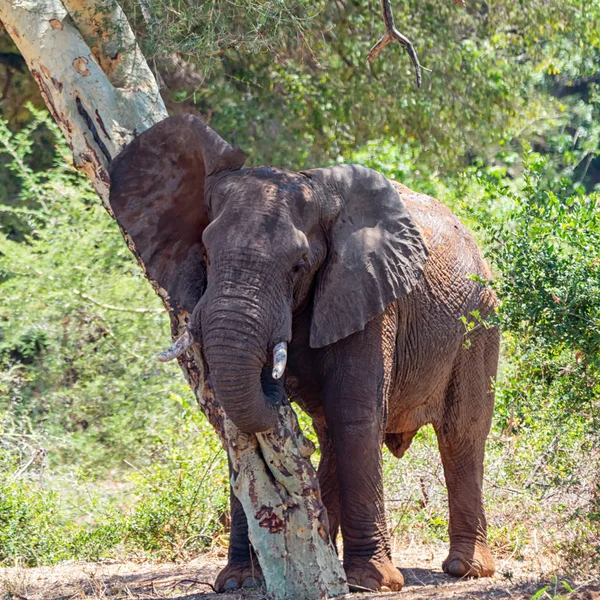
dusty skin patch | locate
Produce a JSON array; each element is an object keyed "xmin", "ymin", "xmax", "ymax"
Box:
[{"xmin": 1, "ymin": 546, "xmax": 598, "ymax": 600}]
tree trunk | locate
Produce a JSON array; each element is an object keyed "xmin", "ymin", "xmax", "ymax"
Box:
[{"xmin": 0, "ymin": 2, "xmax": 347, "ymax": 598}]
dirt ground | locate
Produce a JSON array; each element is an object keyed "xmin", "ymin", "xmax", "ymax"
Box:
[{"xmin": 2, "ymin": 545, "xmax": 598, "ymax": 600}]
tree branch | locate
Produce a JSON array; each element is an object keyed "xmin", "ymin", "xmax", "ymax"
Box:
[
  {"xmin": 368, "ymin": 0, "xmax": 422, "ymax": 87},
  {"xmin": 72, "ymin": 288, "xmax": 162, "ymax": 314},
  {"xmin": 368, "ymin": 0, "xmax": 465, "ymax": 87}
]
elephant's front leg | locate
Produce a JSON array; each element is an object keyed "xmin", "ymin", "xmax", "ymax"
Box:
[
  {"xmin": 313, "ymin": 416, "xmax": 341, "ymax": 544},
  {"xmin": 215, "ymin": 463, "xmax": 262, "ymax": 592},
  {"xmin": 321, "ymin": 312, "xmax": 404, "ymax": 592}
]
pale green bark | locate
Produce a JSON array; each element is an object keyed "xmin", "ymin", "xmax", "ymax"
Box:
[
  {"xmin": 0, "ymin": 0, "xmax": 165, "ymax": 202},
  {"xmin": 0, "ymin": 2, "xmax": 348, "ymax": 598}
]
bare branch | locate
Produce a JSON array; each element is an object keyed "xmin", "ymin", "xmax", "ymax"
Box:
[
  {"xmin": 73, "ymin": 289, "xmax": 162, "ymax": 314},
  {"xmin": 137, "ymin": 0, "xmax": 159, "ymax": 27},
  {"xmin": 368, "ymin": 0, "xmax": 465, "ymax": 87},
  {"xmin": 11, "ymin": 447, "xmax": 47, "ymax": 481},
  {"xmin": 368, "ymin": 0, "xmax": 421, "ymax": 86}
]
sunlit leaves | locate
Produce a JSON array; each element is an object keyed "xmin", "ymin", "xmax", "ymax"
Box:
[{"xmin": 472, "ymin": 150, "xmax": 600, "ymax": 435}]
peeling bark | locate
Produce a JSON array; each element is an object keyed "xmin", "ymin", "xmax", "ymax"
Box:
[
  {"xmin": 0, "ymin": 1, "xmax": 348, "ymax": 598},
  {"xmin": 226, "ymin": 410, "xmax": 348, "ymax": 599}
]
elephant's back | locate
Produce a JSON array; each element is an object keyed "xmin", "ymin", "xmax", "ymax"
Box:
[
  {"xmin": 385, "ymin": 182, "xmax": 497, "ymax": 433},
  {"xmin": 392, "ymin": 181, "xmax": 493, "ymax": 286}
]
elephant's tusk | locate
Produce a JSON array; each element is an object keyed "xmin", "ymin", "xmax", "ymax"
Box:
[
  {"xmin": 157, "ymin": 330, "xmax": 194, "ymax": 362},
  {"xmin": 272, "ymin": 342, "xmax": 288, "ymax": 380}
]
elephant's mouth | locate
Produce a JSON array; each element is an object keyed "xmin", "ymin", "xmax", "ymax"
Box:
[{"xmin": 260, "ymin": 364, "xmax": 286, "ymax": 409}]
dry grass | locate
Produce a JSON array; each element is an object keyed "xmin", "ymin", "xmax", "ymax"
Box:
[
  {"xmin": 1, "ymin": 546, "xmax": 598, "ymax": 600},
  {"xmin": 2, "ymin": 427, "xmax": 597, "ymax": 600}
]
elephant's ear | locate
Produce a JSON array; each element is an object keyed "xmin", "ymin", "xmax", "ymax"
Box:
[
  {"xmin": 109, "ymin": 114, "xmax": 246, "ymax": 313},
  {"xmin": 307, "ymin": 165, "xmax": 428, "ymax": 348}
]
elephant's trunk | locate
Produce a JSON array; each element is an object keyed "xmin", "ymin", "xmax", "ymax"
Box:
[{"xmin": 201, "ymin": 295, "xmax": 284, "ymax": 433}]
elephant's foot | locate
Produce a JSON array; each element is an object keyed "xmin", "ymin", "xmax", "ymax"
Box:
[
  {"xmin": 215, "ymin": 561, "xmax": 263, "ymax": 592},
  {"xmin": 442, "ymin": 543, "xmax": 495, "ymax": 578},
  {"xmin": 345, "ymin": 557, "xmax": 404, "ymax": 592}
]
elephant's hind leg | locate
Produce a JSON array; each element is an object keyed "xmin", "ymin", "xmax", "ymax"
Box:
[{"xmin": 433, "ymin": 327, "xmax": 499, "ymax": 578}]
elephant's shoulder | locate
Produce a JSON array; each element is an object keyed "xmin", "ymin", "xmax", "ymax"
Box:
[{"xmin": 391, "ymin": 182, "xmax": 456, "ymax": 235}]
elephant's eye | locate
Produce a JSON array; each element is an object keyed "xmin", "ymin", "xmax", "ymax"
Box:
[{"xmin": 292, "ymin": 255, "xmax": 308, "ymax": 274}]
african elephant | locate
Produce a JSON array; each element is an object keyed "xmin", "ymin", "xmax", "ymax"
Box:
[{"xmin": 109, "ymin": 114, "xmax": 499, "ymax": 593}]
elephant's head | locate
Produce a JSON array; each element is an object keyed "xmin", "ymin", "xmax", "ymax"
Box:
[{"xmin": 109, "ymin": 115, "xmax": 428, "ymax": 433}]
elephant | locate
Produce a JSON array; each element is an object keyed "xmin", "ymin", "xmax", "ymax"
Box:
[{"xmin": 109, "ymin": 114, "xmax": 499, "ymax": 593}]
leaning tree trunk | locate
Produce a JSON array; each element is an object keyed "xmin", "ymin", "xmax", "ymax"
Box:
[{"xmin": 0, "ymin": 2, "xmax": 347, "ymax": 598}]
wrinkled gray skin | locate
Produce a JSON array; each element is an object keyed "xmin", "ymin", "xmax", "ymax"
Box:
[{"xmin": 109, "ymin": 115, "xmax": 499, "ymax": 593}]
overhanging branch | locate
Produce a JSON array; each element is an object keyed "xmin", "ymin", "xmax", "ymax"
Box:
[
  {"xmin": 368, "ymin": 0, "xmax": 465, "ymax": 87},
  {"xmin": 368, "ymin": 0, "xmax": 421, "ymax": 86}
]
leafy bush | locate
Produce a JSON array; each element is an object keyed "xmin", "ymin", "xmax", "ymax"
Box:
[
  {"xmin": 0, "ymin": 399, "xmax": 228, "ymax": 567},
  {"xmin": 0, "ymin": 110, "xmax": 229, "ymax": 566},
  {"xmin": 474, "ymin": 151, "xmax": 600, "ymax": 431},
  {"xmin": 123, "ymin": 393, "xmax": 229, "ymax": 561},
  {"xmin": 469, "ymin": 152, "xmax": 600, "ymax": 571},
  {"xmin": 0, "ymin": 477, "xmax": 67, "ymax": 565},
  {"xmin": 0, "ymin": 108, "xmax": 184, "ymax": 472}
]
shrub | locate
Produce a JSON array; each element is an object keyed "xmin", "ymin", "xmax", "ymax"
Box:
[{"xmin": 474, "ymin": 150, "xmax": 600, "ymax": 431}]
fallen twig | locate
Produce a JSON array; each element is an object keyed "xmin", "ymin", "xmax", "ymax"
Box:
[
  {"xmin": 130, "ymin": 577, "xmax": 216, "ymax": 593},
  {"xmin": 172, "ymin": 578, "xmax": 217, "ymax": 592}
]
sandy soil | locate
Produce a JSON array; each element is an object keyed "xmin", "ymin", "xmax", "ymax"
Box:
[{"xmin": 2, "ymin": 545, "xmax": 598, "ymax": 600}]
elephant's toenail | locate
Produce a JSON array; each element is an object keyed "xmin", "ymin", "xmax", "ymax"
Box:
[
  {"xmin": 446, "ymin": 559, "xmax": 467, "ymax": 576},
  {"xmin": 381, "ymin": 586, "xmax": 392, "ymax": 592},
  {"xmin": 223, "ymin": 577, "xmax": 239, "ymax": 590},
  {"xmin": 362, "ymin": 577, "xmax": 380, "ymax": 590},
  {"xmin": 242, "ymin": 577, "xmax": 258, "ymax": 588}
]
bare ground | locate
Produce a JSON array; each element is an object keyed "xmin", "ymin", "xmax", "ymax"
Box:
[{"xmin": 2, "ymin": 545, "xmax": 598, "ymax": 600}]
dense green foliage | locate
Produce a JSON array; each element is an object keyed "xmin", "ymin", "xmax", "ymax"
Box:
[
  {"xmin": 0, "ymin": 110, "xmax": 179, "ymax": 471},
  {"xmin": 475, "ymin": 153, "xmax": 600, "ymax": 433},
  {"xmin": 0, "ymin": 111, "xmax": 228, "ymax": 563},
  {"xmin": 0, "ymin": 0, "xmax": 598, "ymax": 578},
  {"xmin": 126, "ymin": 0, "xmax": 600, "ymax": 179}
]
